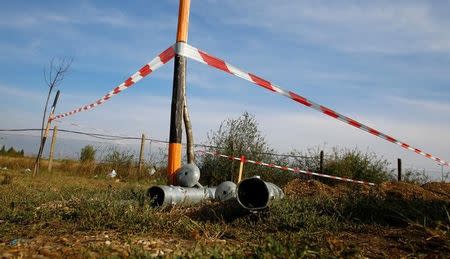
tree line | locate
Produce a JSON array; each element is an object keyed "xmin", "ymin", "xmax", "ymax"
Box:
[{"xmin": 0, "ymin": 145, "xmax": 25, "ymax": 157}]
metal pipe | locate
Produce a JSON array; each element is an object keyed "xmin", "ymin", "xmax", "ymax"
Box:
[
  {"xmin": 215, "ymin": 181, "xmax": 237, "ymax": 202},
  {"xmin": 236, "ymin": 176, "xmax": 284, "ymax": 210},
  {"xmin": 148, "ymin": 185, "xmax": 216, "ymax": 207}
]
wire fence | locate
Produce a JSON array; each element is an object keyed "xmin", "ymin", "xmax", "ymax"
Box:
[
  {"xmin": 1, "ymin": 128, "xmax": 448, "ymax": 182},
  {"xmin": 0, "ymin": 128, "xmax": 318, "ymax": 159}
]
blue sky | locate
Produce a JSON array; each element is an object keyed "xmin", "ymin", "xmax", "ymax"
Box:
[{"xmin": 1, "ymin": 0, "xmax": 450, "ymax": 174}]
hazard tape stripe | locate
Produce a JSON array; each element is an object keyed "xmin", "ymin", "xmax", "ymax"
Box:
[
  {"xmin": 198, "ymin": 150, "xmax": 375, "ymax": 186},
  {"xmin": 51, "ymin": 45, "xmax": 176, "ymax": 121},
  {"xmin": 178, "ymin": 42, "xmax": 449, "ymax": 167}
]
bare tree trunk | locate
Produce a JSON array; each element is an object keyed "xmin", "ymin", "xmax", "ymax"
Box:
[
  {"xmin": 182, "ymin": 85, "xmax": 195, "ymax": 164},
  {"xmin": 40, "ymin": 88, "xmax": 52, "ymax": 141},
  {"xmin": 36, "ymin": 88, "xmax": 52, "ymax": 174}
]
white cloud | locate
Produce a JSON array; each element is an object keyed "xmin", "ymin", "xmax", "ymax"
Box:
[
  {"xmin": 0, "ymin": 2, "xmax": 173, "ymax": 29},
  {"xmin": 0, "ymin": 84, "xmax": 44, "ymax": 102},
  {"xmin": 0, "ymin": 2, "xmax": 176, "ymax": 69},
  {"xmin": 258, "ymin": 110, "xmax": 450, "ymax": 169},
  {"xmin": 201, "ymin": 1, "xmax": 450, "ymax": 54},
  {"xmin": 387, "ymin": 96, "xmax": 450, "ymax": 113}
]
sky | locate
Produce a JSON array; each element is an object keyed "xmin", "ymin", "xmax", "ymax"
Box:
[{"xmin": 0, "ymin": 0, "xmax": 449, "ymax": 176}]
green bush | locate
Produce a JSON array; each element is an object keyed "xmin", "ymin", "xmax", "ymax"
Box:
[
  {"xmin": 80, "ymin": 145, "xmax": 96, "ymax": 162},
  {"xmin": 199, "ymin": 112, "xmax": 277, "ymax": 186},
  {"xmin": 96, "ymin": 148, "xmax": 135, "ymax": 178},
  {"xmin": 323, "ymin": 147, "xmax": 393, "ymax": 184}
]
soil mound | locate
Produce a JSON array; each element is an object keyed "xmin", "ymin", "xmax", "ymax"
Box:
[
  {"xmin": 379, "ymin": 182, "xmax": 447, "ymax": 201},
  {"xmin": 284, "ymin": 179, "xmax": 450, "ymax": 202},
  {"xmin": 421, "ymin": 182, "xmax": 450, "ymax": 199},
  {"xmin": 284, "ymin": 179, "xmax": 334, "ymax": 198}
]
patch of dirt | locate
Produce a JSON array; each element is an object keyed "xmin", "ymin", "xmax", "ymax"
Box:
[
  {"xmin": 327, "ymin": 225, "xmax": 450, "ymax": 257},
  {"xmin": 379, "ymin": 182, "xmax": 449, "ymax": 201},
  {"xmin": 422, "ymin": 182, "xmax": 450, "ymax": 199},
  {"xmin": 284, "ymin": 179, "xmax": 450, "ymax": 203},
  {"xmin": 0, "ymin": 230, "xmax": 243, "ymax": 258},
  {"xmin": 283, "ymin": 179, "xmax": 335, "ymax": 198}
]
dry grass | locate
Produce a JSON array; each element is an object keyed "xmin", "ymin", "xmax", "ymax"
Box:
[
  {"xmin": 1, "ymin": 156, "xmax": 450, "ymax": 257},
  {"xmin": 0, "ymin": 155, "xmax": 157, "ymax": 181}
]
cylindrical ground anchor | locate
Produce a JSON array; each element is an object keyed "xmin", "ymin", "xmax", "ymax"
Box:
[
  {"xmin": 236, "ymin": 176, "xmax": 284, "ymax": 210},
  {"xmin": 147, "ymin": 186, "xmax": 216, "ymax": 207}
]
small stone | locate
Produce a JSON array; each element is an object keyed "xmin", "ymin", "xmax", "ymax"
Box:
[{"xmin": 105, "ymin": 240, "xmax": 111, "ymax": 246}]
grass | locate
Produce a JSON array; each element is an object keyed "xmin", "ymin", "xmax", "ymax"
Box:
[{"xmin": 1, "ymin": 156, "xmax": 450, "ymax": 257}]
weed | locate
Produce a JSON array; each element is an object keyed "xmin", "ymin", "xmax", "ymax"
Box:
[{"xmin": 0, "ymin": 174, "xmax": 12, "ymax": 185}]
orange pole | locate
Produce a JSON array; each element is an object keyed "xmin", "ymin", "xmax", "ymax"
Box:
[
  {"xmin": 176, "ymin": 0, "xmax": 190, "ymax": 42},
  {"xmin": 168, "ymin": 0, "xmax": 191, "ymax": 184}
]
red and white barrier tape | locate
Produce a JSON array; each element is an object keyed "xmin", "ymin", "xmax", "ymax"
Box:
[
  {"xmin": 177, "ymin": 42, "xmax": 449, "ymax": 167},
  {"xmin": 50, "ymin": 45, "xmax": 176, "ymax": 121},
  {"xmin": 198, "ymin": 150, "xmax": 375, "ymax": 186}
]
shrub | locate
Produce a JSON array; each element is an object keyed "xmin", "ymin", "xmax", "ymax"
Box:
[
  {"xmin": 403, "ymin": 169, "xmax": 430, "ymax": 184},
  {"xmin": 199, "ymin": 112, "xmax": 277, "ymax": 186},
  {"xmin": 80, "ymin": 145, "xmax": 96, "ymax": 162},
  {"xmin": 96, "ymin": 148, "xmax": 135, "ymax": 178},
  {"xmin": 323, "ymin": 147, "xmax": 393, "ymax": 184}
]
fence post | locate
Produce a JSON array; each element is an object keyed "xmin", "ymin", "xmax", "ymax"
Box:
[
  {"xmin": 319, "ymin": 150, "xmax": 324, "ymax": 173},
  {"xmin": 138, "ymin": 133, "xmax": 146, "ymax": 177},
  {"xmin": 397, "ymin": 158, "xmax": 402, "ymax": 182},
  {"xmin": 48, "ymin": 126, "xmax": 58, "ymax": 172},
  {"xmin": 237, "ymin": 155, "xmax": 245, "ymax": 183}
]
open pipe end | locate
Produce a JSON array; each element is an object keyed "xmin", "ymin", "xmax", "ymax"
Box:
[
  {"xmin": 147, "ymin": 186, "xmax": 165, "ymax": 207},
  {"xmin": 237, "ymin": 177, "xmax": 270, "ymax": 210}
]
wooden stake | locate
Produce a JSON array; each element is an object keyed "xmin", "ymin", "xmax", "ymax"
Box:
[
  {"xmin": 138, "ymin": 133, "xmax": 146, "ymax": 177},
  {"xmin": 33, "ymin": 90, "xmax": 60, "ymax": 176},
  {"xmin": 48, "ymin": 126, "xmax": 58, "ymax": 172},
  {"xmin": 168, "ymin": 0, "xmax": 191, "ymax": 184},
  {"xmin": 319, "ymin": 150, "xmax": 324, "ymax": 173},
  {"xmin": 397, "ymin": 158, "xmax": 402, "ymax": 182},
  {"xmin": 237, "ymin": 155, "xmax": 245, "ymax": 183},
  {"xmin": 33, "ymin": 119, "xmax": 51, "ymax": 176}
]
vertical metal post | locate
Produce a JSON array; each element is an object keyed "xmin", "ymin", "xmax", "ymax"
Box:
[
  {"xmin": 48, "ymin": 126, "xmax": 58, "ymax": 172},
  {"xmin": 319, "ymin": 150, "xmax": 324, "ymax": 173},
  {"xmin": 138, "ymin": 133, "xmax": 146, "ymax": 177},
  {"xmin": 397, "ymin": 158, "xmax": 402, "ymax": 182},
  {"xmin": 168, "ymin": 0, "xmax": 191, "ymax": 184}
]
